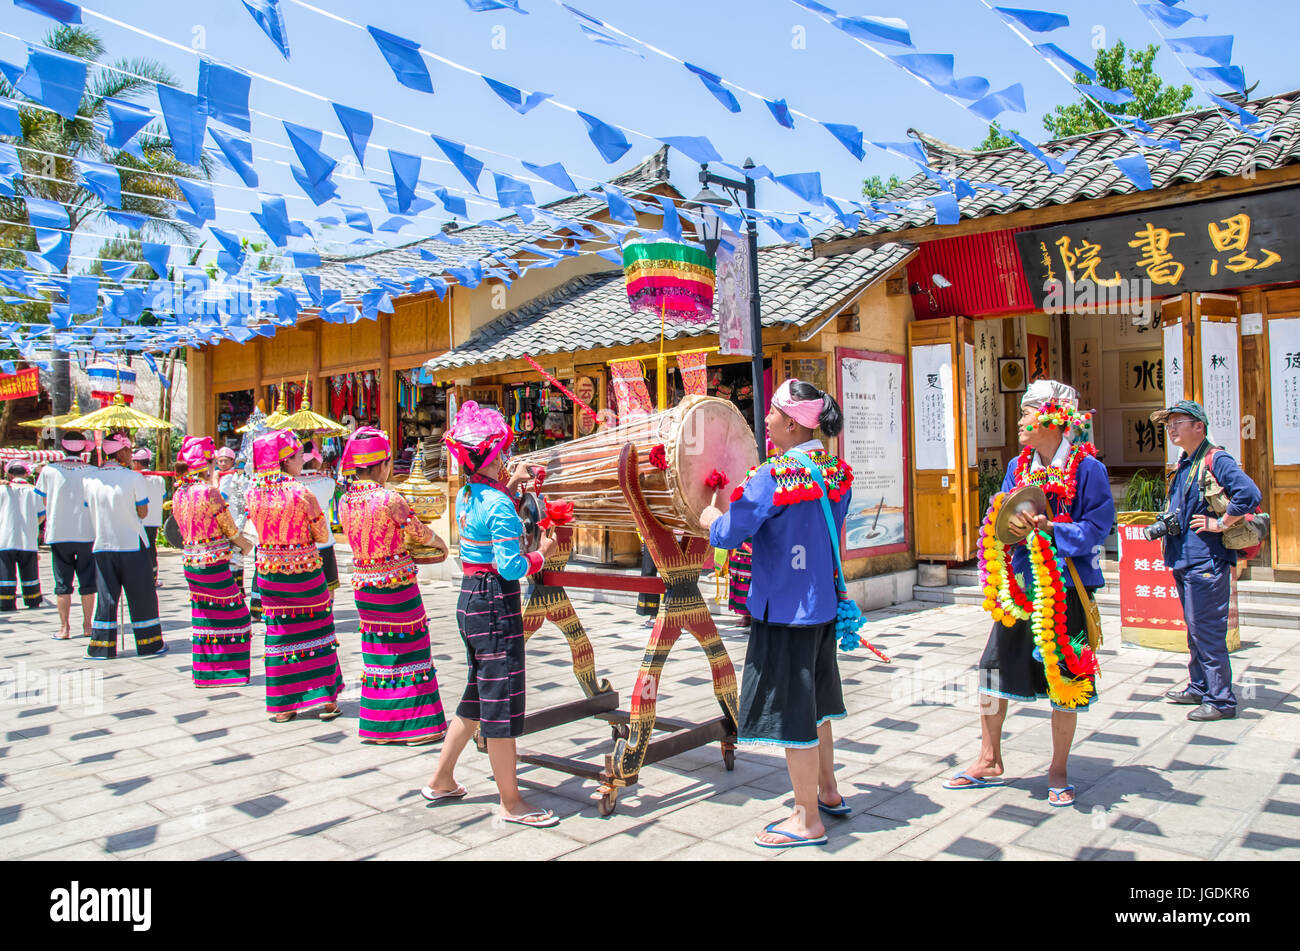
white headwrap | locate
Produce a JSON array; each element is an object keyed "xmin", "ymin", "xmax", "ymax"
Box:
[{"xmin": 1020, "ymin": 379, "xmax": 1078, "ymax": 411}]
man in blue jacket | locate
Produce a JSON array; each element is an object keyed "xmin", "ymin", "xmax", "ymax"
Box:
[{"xmin": 1153, "ymin": 400, "xmax": 1262, "ymax": 722}]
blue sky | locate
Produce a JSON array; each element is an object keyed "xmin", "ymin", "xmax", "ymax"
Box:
[{"xmin": 3, "ymin": 0, "xmax": 1295, "ymax": 268}]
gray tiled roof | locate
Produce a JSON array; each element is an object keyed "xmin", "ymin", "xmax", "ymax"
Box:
[
  {"xmin": 424, "ymin": 242, "xmax": 914, "ymax": 372},
  {"xmin": 310, "ymin": 148, "xmax": 674, "ymax": 296},
  {"xmin": 816, "ymin": 90, "xmax": 1300, "ymax": 246}
]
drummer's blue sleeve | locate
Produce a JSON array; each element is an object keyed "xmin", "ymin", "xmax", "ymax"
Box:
[
  {"xmin": 488, "ymin": 492, "xmax": 541, "ymax": 581},
  {"xmin": 710, "ymin": 465, "xmax": 777, "ymax": 550}
]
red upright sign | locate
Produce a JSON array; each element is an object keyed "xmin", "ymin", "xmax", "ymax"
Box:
[{"xmin": 0, "ymin": 367, "xmax": 39, "ymax": 401}]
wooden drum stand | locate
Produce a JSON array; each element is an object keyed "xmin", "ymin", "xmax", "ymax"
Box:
[{"xmin": 475, "ymin": 442, "xmax": 739, "ymax": 816}]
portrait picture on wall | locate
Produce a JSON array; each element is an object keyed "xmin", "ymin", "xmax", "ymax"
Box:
[{"xmin": 998, "ymin": 356, "xmax": 1027, "ymax": 393}]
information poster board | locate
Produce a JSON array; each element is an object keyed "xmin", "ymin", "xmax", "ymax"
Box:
[
  {"xmin": 838, "ymin": 349, "xmax": 908, "ymax": 558},
  {"xmin": 911, "ymin": 343, "xmax": 955, "ymax": 471},
  {"xmin": 1268, "ymin": 316, "xmax": 1300, "ymax": 466}
]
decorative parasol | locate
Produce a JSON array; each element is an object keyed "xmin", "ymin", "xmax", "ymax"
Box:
[
  {"xmin": 261, "ymin": 383, "xmax": 291, "ymax": 429},
  {"xmin": 64, "ymin": 391, "xmax": 172, "ymax": 432},
  {"xmin": 19, "ymin": 394, "xmax": 84, "ymax": 429},
  {"xmin": 623, "ymin": 241, "xmax": 716, "ymax": 324},
  {"xmin": 277, "ymin": 376, "xmax": 348, "ymax": 436}
]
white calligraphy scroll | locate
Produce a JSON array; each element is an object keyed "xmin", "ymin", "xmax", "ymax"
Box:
[
  {"xmin": 911, "ymin": 343, "xmax": 955, "ymax": 470},
  {"xmin": 1163, "ymin": 322, "xmax": 1184, "ymax": 466},
  {"xmin": 1269, "ymin": 317, "xmax": 1300, "ymax": 466},
  {"xmin": 1200, "ymin": 319, "xmax": 1242, "ymax": 461},
  {"xmin": 964, "ymin": 341, "xmax": 977, "ymax": 468},
  {"xmin": 974, "ymin": 324, "xmax": 1003, "ymax": 448}
]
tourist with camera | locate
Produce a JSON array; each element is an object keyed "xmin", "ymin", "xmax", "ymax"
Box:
[{"xmin": 1151, "ymin": 400, "xmax": 1262, "ymax": 722}]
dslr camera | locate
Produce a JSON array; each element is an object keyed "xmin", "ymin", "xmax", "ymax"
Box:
[{"xmin": 1143, "ymin": 509, "xmax": 1181, "ymax": 542}]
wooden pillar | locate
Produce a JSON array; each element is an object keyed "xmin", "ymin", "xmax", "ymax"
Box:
[
  {"xmin": 379, "ymin": 314, "xmax": 394, "ymax": 437},
  {"xmin": 253, "ymin": 336, "xmax": 265, "ymax": 408},
  {"xmin": 186, "ymin": 345, "xmax": 211, "ymax": 438},
  {"xmin": 310, "ymin": 320, "xmax": 322, "ymax": 411}
]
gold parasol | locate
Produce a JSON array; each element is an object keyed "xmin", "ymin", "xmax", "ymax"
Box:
[
  {"xmin": 277, "ymin": 375, "xmax": 348, "ymax": 437},
  {"xmin": 262, "ymin": 383, "xmax": 291, "ymax": 429},
  {"xmin": 64, "ymin": 391, "xmax": 172, "ymax": 432},
  {"xmin": 19, "ymin": 394, "xmax": 84, "ymax": 429}
]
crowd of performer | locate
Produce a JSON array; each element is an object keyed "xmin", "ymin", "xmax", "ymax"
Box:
[{"xmin": 4, "ymin": 374, "xmax": 1262, "ymax": 848}]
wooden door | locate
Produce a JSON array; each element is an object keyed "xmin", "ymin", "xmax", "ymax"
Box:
[
  {"xmin": 908, "ymin": 316, "xmax": 978, "ymax": 561},
  {"xmin": 1264, "ymin": 309, "xmax": 1300, "ymax": 570}
]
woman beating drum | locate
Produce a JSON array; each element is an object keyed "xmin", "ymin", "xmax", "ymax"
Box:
[
  {"xmin": 945, "ymin": 380, "xmax": 1113, "ymax": 807},
  {"xmin": 701, "ymin": 379, "xmax": 855, "ymax": 849},
  {"xmin": 246, "ymin": 430, "xmax": 345, "ymax": 723},
  {"xmin": 421, "ymin": 401, "xmax": 561, "ymax": 828},
  {"xmin": 171, "ymin": 436, "xmax": 254, "ymax": 688},
  {"xmin": 338, "ymin": 426, "xmax": 449, "ymax": 746}
]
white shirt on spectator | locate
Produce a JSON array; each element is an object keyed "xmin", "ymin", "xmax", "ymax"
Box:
[
  {"xmin": 84, "ymin": 462, "xmax": 149, "ymax": 553},
  {"xmin": 34, "ymin": 456, "xmax": 93, "ymax": 544},
  {"xmin": 0, "ymin": 480, "xmax": 43, "ymax": 551},
  {"xmin": 295, "ymin": 472, "xmax": 337, "ymax": 550},
  {"xmin": 139, "ymin": 473, "xmax": 166, "ymax": 528}
]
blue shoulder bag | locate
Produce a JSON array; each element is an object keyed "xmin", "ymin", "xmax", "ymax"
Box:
[{"xmin": 786, "ymin": 449, "xmax": 888, "ymax": 660}]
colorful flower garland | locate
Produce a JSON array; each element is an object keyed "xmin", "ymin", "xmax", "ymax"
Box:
[
  {"xmin": 1010, "ymin": 441, "xmax": 1097, "ymax": 507},
  {"xmin": 978, "ymin": 491, "xmax": 1095, "ymax": 708}
]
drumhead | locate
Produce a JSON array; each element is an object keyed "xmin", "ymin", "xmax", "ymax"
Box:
[
  {"xmin": 667, "ymin": 395, "xmax": 759, "ymax": 531},
  {"xmin": 163, "ymin": 515, "xmax": 183, "ymax": 549}
]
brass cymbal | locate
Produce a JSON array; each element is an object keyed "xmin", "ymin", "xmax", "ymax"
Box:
[{"xmin": 993, "ymin": 484, "xmax": 1048, "ymax": 544}]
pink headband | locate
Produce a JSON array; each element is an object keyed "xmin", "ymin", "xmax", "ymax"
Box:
[
  {"xmin": 252, "ymin": 429, "xmax": 301, "ymax": 474},
  {"xmin": 179, "ymin": 435, "xmax": 215, "ymax": 469},
  {"xmin": 444, "ymin": 401, "xmax": 512, "ymax": 472},
  {"xmin": 214, "ymin": 446, "xmax": 236, "ymax": 460},
  {"xmin": 132, "ymin": 448, "xmax": 152, "ymax": 462},
  {"xmin": 340, "ymin": 427, "xmax": 389, "ymax": 474},
  {"xmin": 102, "ymin": 433, "xmax": 132, "ymax": 454},
  {"xmin": 61, "ymin": 436, "xmax": 85, "ymax": 453},
  {"xmin": 771, "ymin": 379, "xmax": 826, "ymax": 430}
]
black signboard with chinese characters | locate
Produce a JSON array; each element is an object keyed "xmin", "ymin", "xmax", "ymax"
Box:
[{"xmin": 1014, "ymin": 186, "xmax": 1300, "ymax": 307}]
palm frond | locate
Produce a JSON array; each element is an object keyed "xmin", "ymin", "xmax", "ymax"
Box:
[{"xmin": 44, "ymin": 26, "xmax": 105, "ymax": 62}]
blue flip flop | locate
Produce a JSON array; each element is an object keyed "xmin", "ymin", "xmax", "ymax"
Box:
[
  {"xmin": 753, "ymin": 821, "xmax": 828, "ymax": 849},
  {"xmin": 817, "ymin": 796, "xmax": 852, "ymax": 817},
  {"xmin": 943, "ymin": 771, "xmax": 1006, "ymax": 790},
  {"xmin": 1048, "ymin": 785, "xmax": 1076, "ymax": 807}
]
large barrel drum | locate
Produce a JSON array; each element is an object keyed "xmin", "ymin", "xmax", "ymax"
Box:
[{"xmin": 516, "ymin": 395, "xmax": 758, "ymax": 536}]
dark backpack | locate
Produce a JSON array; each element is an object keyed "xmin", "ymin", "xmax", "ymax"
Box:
[{"xmin": 1200, "ymin": 447, "xmax": 1269, "ymax": 560}]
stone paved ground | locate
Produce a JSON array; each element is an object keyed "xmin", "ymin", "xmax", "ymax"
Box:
[{"xmin": 2, "ymin": 547, "xmax": 1298, "ymax": 861}]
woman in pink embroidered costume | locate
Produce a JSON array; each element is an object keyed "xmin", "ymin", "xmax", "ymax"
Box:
[
  {"xmin": 339, "ymin": 427, "xmax": 449, "ymax": 745},
  {"xmin": 172, "ymin": 436, "xmax": 254, "ymax": 687},
  {"xmin": 245, "ymin": 430, "xmax": 345, "ymax": 723},
  {"xmin": 421, "ymin": 402, "xmax": 561, "ymax": 828}
]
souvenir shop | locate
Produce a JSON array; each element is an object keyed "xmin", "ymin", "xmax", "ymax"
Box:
[{"xmin": 215, "ymin": 389, "xmax": 255, "ymax": 446}]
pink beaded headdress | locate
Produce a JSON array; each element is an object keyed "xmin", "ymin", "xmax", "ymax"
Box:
[
  {"xmin": 341, "ymin": 426, "xmax": 390, "ymax": 474},
  {"xmin": 444, "ymin": 400, "xmax": 513, "ymax": 473},
  {"xmin": 179, "ymin": 436, "xmax": 215, "ymax": 469},
  {"xmin": 252, "ymin": 429, "xmax": 301, "ymax": 474}
]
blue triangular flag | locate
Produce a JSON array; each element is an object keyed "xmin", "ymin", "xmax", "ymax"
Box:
[
  {"xmin": 464, "ymin": 0, "xmax": 528, "ymax": 11},
  {"xmin": 432, "ymin": 135, "xmax": 484, "ymax": 191},
  {"xmin": 378, "ymin": 216, "xmax": 411, "ymax": 233},
  {"xmin": 968, "ymin": 83, "xmax": 1027, "ymax": 120},
  {"xmin": 1187, "ymin": 65, "xmax": 1246, "ymax": 94},
  {"xmin": 434, "ymin": 188, "xmax": 467, "ymax": 217},
  {"xmin": 1138, "ymin": 3, "xmax": 1207, "ymax": 29},
  {"xmin": 15, "ymin": 45, "xmax": 87, "ymax": 120},
  {"xmin": 69, "ymin": 275, "xmax": 99, "ymax": 314},
  {"xmin": 142, "ymin": 242, "xmax": 170, "ymax": 278},
  {"xmin": 339, "ymin": 204, "xmax": 372, "ymax": 233},
  {"xmin": 888, "ymin": 53, "xmax": 990, "ymax": 99},
  {"xmin": 102, "ymin": 96, "xmax": 154, "ymax": 151},
  {"xmin": 367, "ymin": 25, "xmax": 433, "ymax": 93},
  {"xmin": 78, "ymin": 159, "xmax": 122, "ymax": 207},
  {"xmin": 388, "ymin": 148, "xmax": 421, "ymax": 213},
  {"xmin": 35, "ymin": 228, "xmax": 71, "ymax": 271},
  {"xmin": 656, "ymin": 196, "xmax": 682, "ymax": 242},
  {"xmin": 15, "ymin": 0, "xmax": 83, "ymax": 24},
  {"xmin": 283, "ymin": 121, "xmax": 336, "ymax": 185},
  {"xmin": 601, "ymin": 183, "xmax": 637, "ymax": 225},
  {"xmin": 577, "ymin": 111, "xmax": 631, "ymax": 163},
  {"xmin": 289, "ymin": 164, "xmax": 338, "ymax": 205},
  {"xmin": 821, "ymin": 121, "xmax": 865, "ymax": 160},
  {"xmin": 773, "ymin": 171, "xmax": 824, "ymax": 205},
  {"xmin": 332, "ymin": 102, "xmax": 373, "ymax": 166},
  {"xmin": 107, "ymin": 210, "xmax": 148, "ymax": 229},
  {"xmin": 25, "ymin": 195, "xmax": 70, "ymax": 229},
  {"xmin": 993, "ymin": 7, "xmax": 1068, "ymax": 33},
  {"xmin": 521, "ymin": 160, "xmax": 576, "ymax": 192},
  {"xmin": 1005, "ymin": 128, "xmax": 1068, "ymax": 174},
  {"xmin": 251, "ymin": 194, "xmax": 291, "ymax": 245},
  {"xmin": 241, "ymin": 0, "xmax": 291, "ymax": 59},
  {"xmin": 764, "ymin": 98, "xmax": 795, "ymax": 129},
  {"xmin": 0, "ymin": 101, "xmax": 19, "ymax": 137},
  {"xmin": 1075, "ymin": 83, "xmax": 1134, "ymax": 107},
  {"xmin": 483, "ymin": 76, "xmax": 551, "ymax": 114},
  {"xmin": 176, "ymin": 178, "xmax": 215, "ymax": 221},
  {"xmin": 493, "ymin": 171, "xmax": 534, "ymax": 209},
  {"xmin": 832, "ymin": 14, "xmax": 912, "ymax": 48},
  {"xmin": 209, "ymin": 127, "xmax": 259, "ymax": 187},
  {"xmin": 157, "ymin": 84, "xmax": 207, "ymax": 166},
  {"xmin": 1032, "ymin": 43, "xmax": 1097, "ymax": 81},
  {"xmin": 684, "ymin": 63, "xmax": 740, "ymax": 113},
  {"xmin": 98, "ymin": 259, "xmax": 137, "ymax": 283},
  {"xmin": 1112, "ymin": 154, "xmax": 1153, "ymax": 190},
  {"xmin": 1168, "ymin": 35, "xmax": 1234, "ymax": 68},
  {"xmin": 291, "ymin": 251, "xmax": 320, "ymax": 269},
  {"xmin": 658, "ymin": 135, "xmax": 722, "ymax": 165},
  {"xmin": 198, "ymin": 59, "xmax": 251, "ymax": 131}
]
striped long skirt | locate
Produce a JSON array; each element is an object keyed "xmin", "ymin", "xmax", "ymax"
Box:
[
  {"xmin": 728, "ymin": 540, "xmax": 753, "ymax": 618},
  {"xmin": 355, "ymin": 581, "xmax": 447, "ymax": 743},
  {"xmin": 185, "ymin": 562, "xmax": 253, "ymax": 687},
  {"xmin": 257, "ymin": 565, "xmax": 345, "ymax": 715}
]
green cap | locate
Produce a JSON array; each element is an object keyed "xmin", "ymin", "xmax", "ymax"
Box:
[{"xmin": 1149, "ymin": 399, "xmax": 1208, "ymax": 425}]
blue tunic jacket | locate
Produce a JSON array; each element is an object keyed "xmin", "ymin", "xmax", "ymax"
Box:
[
  {"xmin": 1002, "ymin": 450, "xmax": 1114, "ymax": 590},
  {"xmin": 709, "ymin": 443, "xmax": 851, "ymax": 626},
  {"xmin": 1163, "ymin": 443, "xmax": 1262, "ymax": 570},
  {"xmin": 456, "ymin": 480, "xmax": 541, "ymax": 581}
]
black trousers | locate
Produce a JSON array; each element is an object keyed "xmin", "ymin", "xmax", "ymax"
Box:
[
  {"xmin": 0, "ymin": 549, "xmax": 41, "ymax": 609},
  {"xmin": 87, "ymin": 546, "xmax": 164, "ymax": 658},
  {"xmin": 144, "ymin": 525, "xmax": 159, "ymax": 582}
]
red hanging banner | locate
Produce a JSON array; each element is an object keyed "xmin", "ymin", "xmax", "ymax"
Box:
[{"xmin": 0, "ymin": 368, "xmax": 39, "ymax": 401}]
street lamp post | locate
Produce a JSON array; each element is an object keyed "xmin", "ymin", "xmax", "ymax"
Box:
[{"xmin": 690, "ymin": 159, "xmax": 766, "ymax": 461}]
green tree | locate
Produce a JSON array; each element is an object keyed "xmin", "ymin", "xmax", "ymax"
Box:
[
  {"xmin": 1042, "ymin": 40, "xmax": 1193, "ymax": 138},
  {"xmin": 975, "ymin": 127, "xmax": 1020, "ymax": 152},
  {"xmin": 862, "ymin": 174, "xmax": 904, "ymax": 199},
  {"xmin": 0, "ymin": 25, "xmax": 213, "ymax": 418}
]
